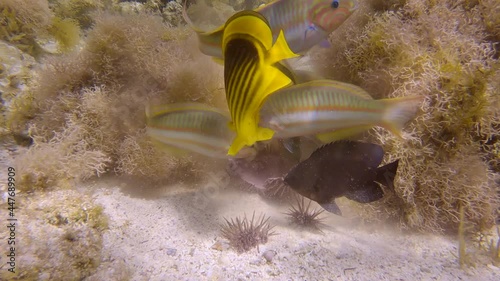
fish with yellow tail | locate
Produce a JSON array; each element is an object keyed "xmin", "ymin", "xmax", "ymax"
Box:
[
  {"xmin": 146, "ymin": 103, "xmax": 254, "ymax": 159},
  {"xmin": 183, "ymin": 0, "xmax": 358, "ymax": 60},
  {"xmin": 259, "ymin": 80, "xmax": 424, "ymax": 142},
  {"xmin": 223, "ymin": 10, "xmax": 299, "ymax": 156}
]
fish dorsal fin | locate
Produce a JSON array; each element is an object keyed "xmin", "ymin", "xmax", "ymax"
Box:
[
  {"xmin": 265, "ymin": 30, "xmax": 300, "ymax": 64},
  {"xmin": 308, "ymin": 140, "xmax": 352, "ymax": 159}
]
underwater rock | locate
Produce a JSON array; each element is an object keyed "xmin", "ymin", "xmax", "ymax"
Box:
[
  {"xmin": 262, "ymin": 249, "xmax": 277, "ymax": 263},
  {"xmin": 163, "ymin": 0, "xmax": 184, "ymax": 26},
  {"xmin": 117, "ymin": 1, "xmax": 145, "ymax": 14},
  {"xmin": 166, "ymin": 248, "xmax": 177, "ymax": 256},
  {"xmin": 0, "ymin": 41, "xmax": 36, "ymax": 99}
]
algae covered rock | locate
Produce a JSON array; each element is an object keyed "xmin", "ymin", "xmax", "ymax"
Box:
[{"xmin": 0, "ymin": 41, "xmax": 36, "ymax": 105}]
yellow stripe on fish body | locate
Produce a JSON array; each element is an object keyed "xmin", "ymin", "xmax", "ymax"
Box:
[
  {"xmin": 259, "ymin": 80, "xmax": 424, "ymax": 140},
  {"xmin": 223, "ymin": 11, "xmax": 300, "ymax": 156}
]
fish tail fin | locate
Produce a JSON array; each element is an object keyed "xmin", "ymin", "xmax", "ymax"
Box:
[
  {"xmin": 181, "ymin": 0, "xmax": 196, "ymax": 29},
  {"xmin": 380, "ymin": 95, "xmax": 424, "ymax": 138},
  {"xmin": 181, "ymin": 0, "xmax": 203, "ymax": 33},
  {"xmin": 266, "ymin": 30, "xmax": 300, "ymax": 64},
  {"xmin": 375, "ymin": 159, "xmax": 399, "ymax": 191}
]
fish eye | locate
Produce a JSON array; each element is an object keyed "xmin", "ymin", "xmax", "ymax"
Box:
[{"xmin": 331, "ymin": 0, "xmax": 339, "ymax": 8}]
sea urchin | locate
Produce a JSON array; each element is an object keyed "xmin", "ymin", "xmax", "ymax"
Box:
[
  {"xmin": 220, "ymin": 212, "xmax": 275, "ymax": 253},
  {"xmin": 285, "ymin": 196, "xmax": 326, "ymax": 232}
]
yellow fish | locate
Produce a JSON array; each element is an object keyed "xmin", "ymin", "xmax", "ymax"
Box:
[{"xmin": 223, "ymin": 10, "xmax": 300, "ymax": 156}]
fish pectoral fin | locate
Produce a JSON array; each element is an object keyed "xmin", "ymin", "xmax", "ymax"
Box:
[
  {"xmin": 263, "ymin": 177, "xmax": 287, "ymax": 191},
  {"xmin": 319, "ymin": 201, "xmax": 342, "ymax": 216},
  {"xmin": 344, "ymin": 182, "xmax": 384, "ymax": 203},
  {"xmin": 265, "ymin": 30, "xmax": 300, "ymax": 64},
  {"xmin": 282, "ymin": 137, "xmax": 301, "ymax": 160}
]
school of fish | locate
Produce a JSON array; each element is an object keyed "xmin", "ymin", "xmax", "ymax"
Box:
[
  {"xmin": 145, "ymin": 0, "xmax": 425, "ymax": 214},
  {"xmin": 182, "ymin": 0, "xmax": 359, "ymax": 60}
]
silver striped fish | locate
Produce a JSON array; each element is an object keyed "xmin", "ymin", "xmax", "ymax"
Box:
[
  {"xmin": 146, "ymin": 103, "xmax": 237, "ymax": 159},
  {"xmin": 259, "ymin": 80, "xmax": 424, "ymax": 142}
]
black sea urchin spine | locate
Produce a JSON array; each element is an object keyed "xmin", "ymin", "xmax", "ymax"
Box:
[
  {"xmin": 220, "ymin": 212, "xmax": 275, "ymax": 253},
  {"xmin": 285, "ymin": 196, "xmax": 326, "ymax": 232}
]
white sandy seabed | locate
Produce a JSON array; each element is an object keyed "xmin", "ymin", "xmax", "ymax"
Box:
[
  {"xmin": 77, "ymin": 176, "xmax": 499, "ymax": 281},
  {"xmin": 0, "ymin": 147, "xmax": 499, "ymax": 281}
]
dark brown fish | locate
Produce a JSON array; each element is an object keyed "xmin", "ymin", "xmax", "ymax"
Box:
[{"xmin": 283, "ymin": 141, "xmax": 399, "ymax": 215}]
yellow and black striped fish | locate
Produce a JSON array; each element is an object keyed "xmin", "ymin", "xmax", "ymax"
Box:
[{"xmin": 223, "ymin": 10, "xmax": 299, "ymax": 156}]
